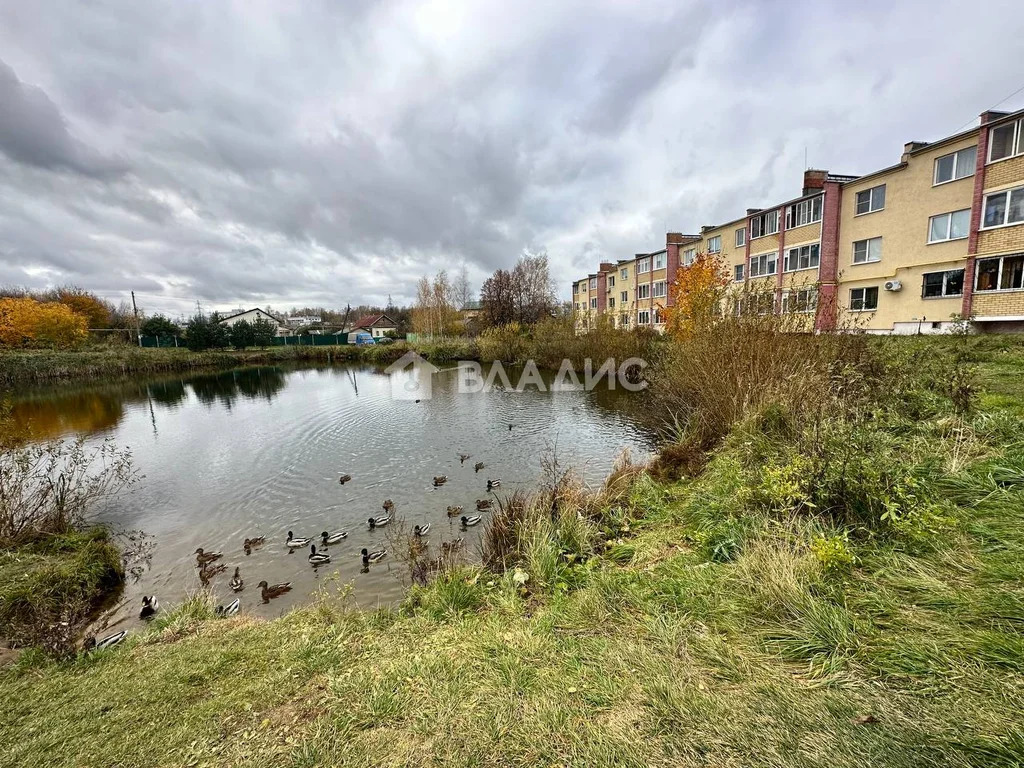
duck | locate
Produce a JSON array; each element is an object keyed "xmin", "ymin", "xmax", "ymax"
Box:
[
  {"xmin": 199, "ymin": 562, "xmax": 226, "ymax": 585},
  {"xmin": 487, "ymin": 478, "xmax": 501, "ymax": 490},
  {"xmin": 257, "ymin": 580, "xmax": 292, "ymax": 603},
  {"xmin": 446, "ymin": 505, "xmax": 464, "ymax": 517},
  {"xmin": 475, "ymin": 499, "xmax": 492, "ymax": 511},
  {"xmin": 414, "ymin": 523, "xmax": 431, "ymax": 537},
  {"xmin": 229, "ymin": 567, "xmax": 244, "ymax": 592},
  {"xmin": 474, "ymin": 462, "xmax": 485, "ymax": 472},
  {"xmin": 215, "ymin": 598, "xmax": 240, "ymax": 618},
  {"xmin": 361, "ymin": 547, "xmax": 387, "ymax": 565},
  {"xmin": 308, "ymin": 544, "xmax": 332, "ymax": 566},
  {"xmin": 321, "ymin": 530, "xmax": 348, "ymax": 545},
  {"xmin": 368, "ymin": 515, "xmax": 390, "ymax": 529},
  {"xmin": 84, "ymin": 630, "xmax": 128, "ymax": 652},
  {"xmin": 194, "ymin": 548, "xmax": 223, "ymax": 566},
  {"xmin": 382, "ymin": 499, "xmax": 395, "ymax": 512},
  {"xmin": 243, "ymin": 536, "xmax": 265, "ymax": 551},
  {"xmin": 458, "ymin": 453, "xmax": 471, "ymax": 464},
  {"xmin": 460, "ymin": 515, "xmax": 483, "ymax": 527},
  {"xmin": 286, "ymin": 531, "xmax": 312, "ymax": 549},
  {"xmin": 433, "ymin": 475, "xmax": 447, "ymax": 486},
  {"xmin": 140, "ymin": 595, "xmax": 159, "ymax": 619},
  {"xmin": 441, "ymin": 538, "xmax": 465, "ymax": 555},
  {"xmin": 508, "ymin": 423, "xmax": 513, "ymax": 431},
  {"xmin": 339, "ymin": 474, "xmax": 352, "ymax": 484}
]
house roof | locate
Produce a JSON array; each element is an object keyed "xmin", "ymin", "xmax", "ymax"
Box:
[
  {"xmin": 351, "ymin": 312, "xmax": 397, "ymax": 329},
  {"xmin": 217, "ymin": 308, "xmax": 281, "ymax": 324}
]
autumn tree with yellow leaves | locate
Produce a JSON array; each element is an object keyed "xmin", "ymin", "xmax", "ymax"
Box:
[
  {"xmin": 0, "ymin": 297, "xmax": 89, "ymax": 348},
  {"xmin": 663, "ymin": 251, "xmax": 731, "ymax": 337}
]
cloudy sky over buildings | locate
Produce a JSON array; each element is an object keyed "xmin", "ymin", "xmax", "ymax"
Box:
[{"xmin": 1, "ymin": 0, "xmax": 1023, "ymax": 315}]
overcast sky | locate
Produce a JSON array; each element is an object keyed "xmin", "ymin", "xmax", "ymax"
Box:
[{"xmin": 1, "ymin": 0, "xmax": 1023, "ymax": 316}]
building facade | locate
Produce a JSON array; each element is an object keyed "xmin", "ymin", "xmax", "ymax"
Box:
[{"xmin": 572, "ymin": 107, "xmax": 1024, "ymax": 334}]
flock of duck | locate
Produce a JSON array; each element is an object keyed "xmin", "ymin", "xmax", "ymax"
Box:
[{"xmin": 84, "ymin": 451, "xmax": 505, "ymax": 652}]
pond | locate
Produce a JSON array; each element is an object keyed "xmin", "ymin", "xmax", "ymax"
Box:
[{"xmin": 9, "ymin": 362, "xmax": 656, "ymax": 632}]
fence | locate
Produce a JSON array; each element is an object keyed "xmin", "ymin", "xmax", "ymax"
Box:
[{"xmin": 138, "ymin": 333, "xmax": 352, "ymax": 348}]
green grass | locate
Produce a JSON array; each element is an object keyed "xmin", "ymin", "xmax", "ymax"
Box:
[{"xmin": 1, "ymin": 337, "xmax": 1023, "ymax": 766}]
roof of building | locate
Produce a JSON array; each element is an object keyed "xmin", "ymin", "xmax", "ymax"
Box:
[
  {"xmin": 218, "ymin": 308, "xmax": 282, "ymax": 324},
  {"xmin": 351, "ymin": 313, "xmax": 398, "ymax": 329}
]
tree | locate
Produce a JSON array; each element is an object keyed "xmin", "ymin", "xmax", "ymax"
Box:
[
  {"xmin": 479, "ymin": 252, "xmax": 557, "ymax": 328},
  {"xmin": 229, "ymin": 319, "xmax": 256, "ymax": 349},
  {"xmin": 412, "ymin": 271, "xmax": 462, "ymax": 336},
  {"xmin": 480, "ymin": 269, "xmax": 517, "ymax": 327},
  {"xmin": 664, "ymin": 251, "xmax": 730, "ymax": 337},
  {"xmin": 50, "ymin": 287, "xmax": 111, "ymax": 329},
  {"xmin": 184, "ymin": 313, "xmax": 229, "ymax": 351},
  {"xmin": 453, "ymin": 263, "xmax": 471, "ymax": 310},
  {"xmin": 251, "ymin": 318, "xmax": 277, "ymax": 348},
  {"xmin": 0, "ymin": 297, "xmax": 89, "ymax": 348},
  {"xmin": 140, "ymin": 315, "xmax": 181, "ymax": 339}
]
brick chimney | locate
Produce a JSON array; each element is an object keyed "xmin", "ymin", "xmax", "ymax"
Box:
[
  {"xmin": 802, "ymin": 169, "xmax": 828, "ymax": 196},
  {"xmin": 746, "ymin": 208, "xmax": 761, "ymax": 216},
  {"xmin": 598, "ymin": 261, "xmax": 614, "ymax": 273},
  {"xmin": 981, "ymin": 110, "xmax": 1010, "ymax": 125},
  {"xmin": 901, "ymin": 141, "xmax": 929, "ymax": 162}
]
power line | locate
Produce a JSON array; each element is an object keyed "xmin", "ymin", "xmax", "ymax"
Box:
[{"xmin": 950, "ymin": 81, "xmax": 1024, "ymax": 135}]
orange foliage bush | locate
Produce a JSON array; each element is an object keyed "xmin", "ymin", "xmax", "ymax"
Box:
[
  {"xmin": 52, "ymin": 287, "xmax": 111, "ymax": 329},
  {"xmin": 663, "ymin": 252, "xmax": 730, "ymax": 337},
  {"xmin": 0, "ymin": 297, "xmax": 89, "ymax": 349}
]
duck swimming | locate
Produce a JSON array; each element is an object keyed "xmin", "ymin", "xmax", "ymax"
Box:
[
  {"xmin": 321, "ymin": 530, "xmax": 348, "ymax": 545},
  {"xmin": 140, "ymin": 595, "xmax": 159, "ymax": 619},
  {"xmin": 84, "ymin": 630, "xmax": 128, "ymax": 652},
  {"xmin": 475, "ymin": 499, "xmax": 492, "ymax": 510},
  {"xmin": 286, "ymin": 531, "xmax": 312, "ymax": 549},
  {"xmin": 433, "ymin": 476, "xmax": 447, "ymax": 486},
  {"xmin": 459, "ymin": 453, "xmax": 471, "ymax": 463},
  {"xmin": 487, "ymin": 478, "xmax": 501, "ymax": 490},
  {"xmin": 308, "ymin": 544, "xmax": 332, "ymax": 566},
  {"xmin": 215, "ymin": 598, "xmax": 240, "ymax": 618},
  {"xmin": 257, "ymin": 580, "xmax": 292, "ymax": 603},
  {"xmin": 243, "ymin": 536, "xmax": 265, "ymax": 551},
  {"xmin": 194, "ymin": 548, "xmax": 223, "ymax": 566},
  {"xmin": 460, "ymin": 515, "xmax": 482, "ymax": 527},
  {"xmin": 229, "ymin": 567, "xmax": 244, "ymax": 592},
  {"xmin": 446, "ymin": 505, "xmax": 464, "ymax": 517},
  {"xmin": 414, "ymin": 523, "xmax": 431, "ymax": 537},
  {"xmin": 361, "ymin": 547, "xmax": 387, "ymax": 565},
  {"xmin": 199, "ymin": 562, "xmax": 226, "ymax": 585},
  {"xmin": 368, "ymin": 515, "xmax": 390, "ymax": 529},
  {"xmin": 474, "ymin": 462, "xmax": 485, "ymax": 472},
  {"xmin": 339, "ymin": 474, "xmax": 352, "ymax": 484},
  {"xmin": 382, "ymin": 499, "xmax": 395, "ymax": 512}
]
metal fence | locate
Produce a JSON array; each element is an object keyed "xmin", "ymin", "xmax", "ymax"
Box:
[{"xmin": 138, "ymin": 334, "xmax": 351, "ymax": 348}]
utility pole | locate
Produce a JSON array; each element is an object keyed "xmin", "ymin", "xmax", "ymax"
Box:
[{"xmin": 131, "ymin": 291, "xmax": 142, "ymax": 347}]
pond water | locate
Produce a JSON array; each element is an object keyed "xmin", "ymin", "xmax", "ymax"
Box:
[{"xmin": 9, "ymin": 362, "xmax": 656, "ymax": 633}]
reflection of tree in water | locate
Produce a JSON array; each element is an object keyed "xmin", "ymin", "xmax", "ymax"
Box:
[
  {"xmin": 189, "ymin": 367, "xmax": 286, "ymax": 408},
  {"xmin": 147, "ymin": 379, "xmax": 188, "ymax": 407},
  {"xmin": 10, "ymin": 394, "xmax": 125, "ymax": 440}
]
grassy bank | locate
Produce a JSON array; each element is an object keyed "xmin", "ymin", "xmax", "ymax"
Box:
[{"xmin": 0, "ymin": 336, "xmax": 1022, "ymax": 767}]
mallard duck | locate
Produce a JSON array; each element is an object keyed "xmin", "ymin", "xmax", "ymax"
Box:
[
  {"xmin": 194, "ymin": 548, "xmax": 223, "ymax": 566},
  {"xmin": 257, "ymin": 580, "xmax": 292, "ymax": 602},
  {"xmin": 474, "ymin": 462, "xmax": 485, "ymax": 472},
  {"xmin": 475, "ymin": 499, "xmax": 492, "ymax": 510},
  {"xmin": 433, "ymin": 475, "xmax": 447, "ymax": 486},
  {"xmin": 458, "ymin": 453, "xmax": 471, "ymax": 463},
  {"xmin": 441, "ymin": 538, "xmax": 465, "ymax": 555},
  {"xmin": 487, "ymin": 478, "xmax": 501, "ymax": 490},
  {"xmin": 339, "ymin": 474, "xmax": 352, "ymax": 484},
  {"xmin": 229, "ymin": 567, "xmax": 244, "ymax": 592},
  {"xmin": 361, "ymin": 547, "xmax": 387, "ymax": 565},
  {"xmin": 368, "ymin": 515, "xmax": 390, "ymax": 529},
  {"xmin": 84, "ymin": 630, "xmax": 128, "ymax": 652},
  {"xmin": 199, "ymin": 562, "xmax": 226, "ymax": 585},
  {"xmin": 286, "ymin": 531, "xmax": 312, "ymax": 548},
  {"xmin": 243, "ymin": 536, "xmax": 265, "ymax": 551},
  {"xmin": 140, "ymin": 595, "xmax": 159, "ymax": 619},
  {"xmin": 460, "ymin": 515, "xmax": 482, "ymax": 527},
  {"xmin": 382, "ymin": 499, "xmax": 395, "ymax": 512},
  {"xmin": 508, "ymin": 423, "xmax": 513, "ymax": 431},
  {"xmin": 308, "ymin": 544, "xmax": 332, "ymax": 566},
  {"xmin": 446, "ymin": 505, "xmax": 463, "ymax": 517},
  {"xmin": 414, "ymin": 523, "xmax": 431, "ymax": 537},
  {"xmin": 215, "ymin": 598, "xmax": 240, "ymax": 617},
  {"xmin": 321, "ymin": 530, "xmax": 348, "ymax": 545}
]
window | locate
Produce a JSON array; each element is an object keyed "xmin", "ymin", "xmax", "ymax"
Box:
[
  {"xmin": 637, "ymin": 257, "xmax": 651, "ymax": 274},
  {"xmin": 637, "ymin": 284, "xmax": 650, "ymax": 300},
  {"xmin": 653, "ymin": 281, "xmax": 667, "ymax": 298},
  {"xmin": 654, "ymin": 308, "xmax": 664, "ymax": 325},
  {"xmin": 934, "ymin": 147, "xmax": 976, "ymax": 184},
  {"xmin": 922, "ymin": 269, "xmax": 965, "ymax": 298},
  {"xmin": 928, "ymin": 209, "xmax": 971, "ymax": 242},
  {"xmin": 750, "ymin": 210, "xmax": 779, "ymax": 238},
  {"xmin": 975, "ymin": 254, "xmax": 1024, "ymax": 292},
  {"xmin": 620, "ymin": 267, "xmax": 628, "ymax": 279},
  {"xmin": 574, "ymin": 303, "xmax": 580, "ymax": 311},
  {"xmin": 786, "ymin": 196, "xmax": 823, "ymax": 228},
  {"xmin": 637, "ymin": 310, "xmax": 650, "ymax": 325},
  {"xmin": 852, "ymin": 237, "xmax": 882, "ymax": 264},
  {"xmin": 982, "ymin": 185, "xmax": 1024, "ymax": 228},
  {"xmin": 573, "ymin": 284, "xmax": 579, "ymax": 294},
  {"xmin": 620, "ymin": 314, "xmax": 629, "ymax": 328},
  {"xmin": 855, "ymin": 185, "xmax": 886, "ymax": 215},
  {"xmin": 988, "ymin": 118, "xmax": 1023, "ymax": 163},
  {"xmin": 682, "ymin": 248, "xmax": 696, "ymax": 266},
  {"xmin": 620, "ymin": 290, "xmax": 628, "ymax": 303},
  {"xmin": 782, "ymin": 288, "xmax": 817, "ymax": 314},
  {"xmin": 784, "ymin": 243, "xmax": 820, "ymax": 272},
  {"xmin": 849, "ymin": 287, "xmax": 879, "ymax": 311},
  {"xmin": 734, "ymin": 263, "xmax": 745, "ymax": 282},
  {"xmin": 654, "ymin": 251, "xmax": 666, "ymax": 270},
  {"xmin": 589, "ymin": 278, "xmax": 597, "ymax": 290},
  {"xmin": 707, "ymin": 235, "xmax": 722, "ymax": 253},
  {"xmin": 590, "ymin": 298, "xmax": 597, "ymax": 309},
  {"xmin": 608, "ymin": 297, "xmax": 615, "ymax": 308},
  {"xmin": 608, "ymin": 275, "xmax": 615, "ymax": 287},
  {"xmin": 735, "ymin": 227, "xmax": 746, "ymax": 247},
  {"xmin": 749, "ymin": 251, "xmax": 778, "ymax": 277}
]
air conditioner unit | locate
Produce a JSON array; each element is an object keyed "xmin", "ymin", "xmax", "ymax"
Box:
[{"xmin": 884, "ymin": 280, "xmax": 902, "ymax": 292}]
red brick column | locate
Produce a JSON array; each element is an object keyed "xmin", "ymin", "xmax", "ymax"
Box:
[
  {"xmin": 665, "ymin": 233, "xmax": 683, "ymax": 307},
  {"xmin": 816, "ymin": 181, "xmax": 843, "ymax": 331},
  {"xmin": 963, "ymin": 121, "xmax": 990, "ymax": 318}
]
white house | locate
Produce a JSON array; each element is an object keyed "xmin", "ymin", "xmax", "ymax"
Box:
[
  {"xmin": 345, "ymin": 313, "xmax": 399, "ymax": 342},
  {"xmin": 217, "ymin": 308, "xmax": 287, "ymax": 336}
]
